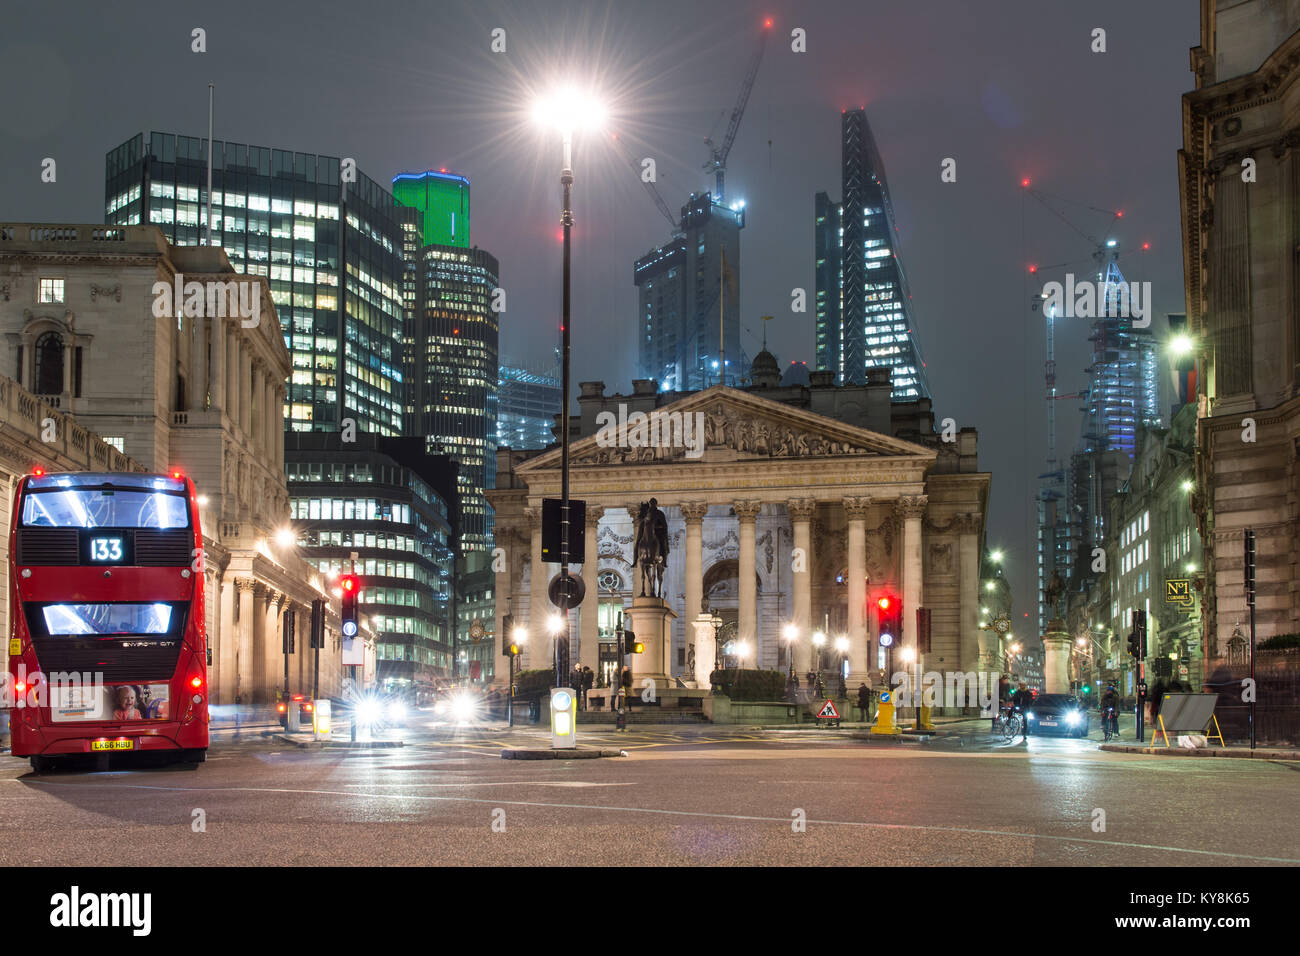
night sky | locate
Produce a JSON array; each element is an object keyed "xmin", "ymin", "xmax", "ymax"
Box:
[{"xmin": 0, "ymin": 0, "xmax": 1198, "ymax": 616}]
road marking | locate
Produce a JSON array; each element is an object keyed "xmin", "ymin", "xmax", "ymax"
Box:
[
  {"xmin": 341, "ymin": 781, "xmax": 635, "ymax": 789},
  {"xmin": 22, "ymin": 779, "xmax": 1300, "ymax": 863}
]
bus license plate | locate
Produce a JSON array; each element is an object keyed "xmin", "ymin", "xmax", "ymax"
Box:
[{"xmin": 91, "ymin": 739, "xmax": 134, "ymax": 751}]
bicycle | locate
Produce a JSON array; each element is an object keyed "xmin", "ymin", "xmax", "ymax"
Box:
[
  {"xmin": 1101, "ymin": 705, "xmax": 1118, "ymax": 741},
  {"xmin": 995, "ymin": 706, "xmax": 1024, "ymax": 742}
]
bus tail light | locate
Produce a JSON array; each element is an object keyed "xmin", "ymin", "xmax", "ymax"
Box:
[{"xmin": 189, "ymin": 675, "xmax": 204, "ymax": 690}]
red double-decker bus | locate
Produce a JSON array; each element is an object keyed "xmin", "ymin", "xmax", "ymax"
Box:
[{"xmin": 7, "ymin": 470, "xmax": 209, "ymax": 771}]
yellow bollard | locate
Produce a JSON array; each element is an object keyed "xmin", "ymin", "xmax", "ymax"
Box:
[
  {"xmin": 871, "ymin": 698, "xmax": 901, "ymax": 735},
  {"xmin": 918, "ymin": 704, "xmax": 936, "ymax": 731}
]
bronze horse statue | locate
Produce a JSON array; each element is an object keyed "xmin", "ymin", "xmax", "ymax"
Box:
[{"xmin": 634, "ymin": 499, "xmax": 669, "ymax": 598}]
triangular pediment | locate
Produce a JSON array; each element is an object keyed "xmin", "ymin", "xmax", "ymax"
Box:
[{"xmin": 517, "ymin": 386, "xmax": 937, "ymax": 474}]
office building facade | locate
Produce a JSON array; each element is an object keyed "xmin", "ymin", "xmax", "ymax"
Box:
[
  {"xmin": 815, "ymin": 110, "xmax": 931, "ymax": 399},
  {"xmin": 497, "ymin": 362, "xmax": 561, "ymax": 450},
  {"xmin": 285, "ymin": 433, "xmax": 455, "ymax": 690},
  {"xmin": 635, "ymin": 193, "xmax": 744, "ymax": 392},
  {"xmin": 105, "ymin": 131, "xmax": 406, "ymax": 436},
  {"xmin": 408, "ymin": 243, "xmax": 499, "ymax": 553}
]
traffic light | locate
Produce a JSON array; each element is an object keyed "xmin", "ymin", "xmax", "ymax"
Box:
[
  {"xmin": 1134, "ymin": 609, "xmax": 1147, "ymax": 658},
  {"xmin": 501, "ymin": 613, "xmax": 514, "ymax": 656},
  {"xmin": 1127, "ymin": 629, "xmax": 1138, "ymax": 658},
  {"xmin": 876, "ymin": 594, "xmax": 901, "ymax": 647},
  {"xmin": 339, "ymin": 574, "xmax": 360, "ymax": 638},
  {"xmin": 625, "ymin": 627, "xmax": 643, "ymax": 654},
  {"xmin": 508, "ymin": 642, "xmax": 522, "ymax": 657}
]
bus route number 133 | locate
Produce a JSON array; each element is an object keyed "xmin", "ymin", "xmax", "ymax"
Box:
[{"xmin": 90, "ymin": 537, "xmax": 124, "ymax": 562}]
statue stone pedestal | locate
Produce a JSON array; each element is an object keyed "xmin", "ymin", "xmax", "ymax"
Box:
[
  {"xmin": 692, "ymin": 614, "xmax": 717, "ymax": 688},
  {"xmin": 628, "ymin": 595, "xmax": 676, "ymax": 685},
  {"xmin": 1042, "ymin": 618, "xmax": 1072, "ymax": 694}
]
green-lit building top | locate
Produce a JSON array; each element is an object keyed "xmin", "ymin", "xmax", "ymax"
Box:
[{"xmin": 393, "ymin": 171, "xmax": 470, "ymax": 248}]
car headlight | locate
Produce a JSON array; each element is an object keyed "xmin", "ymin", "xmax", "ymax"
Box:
[
  {"xmin": 1066, "ymin": 711, "xmax": 1082, "ymax": 725},
  {"xmin": 450, "ymin": 693, "xmax": 477, "ymax": 722},
  {"xmin": 356, "ymin": 699, "xmax": 381, "ymax": 724},
  {"xmin": 1025, "ymin": 711, "xmax": 1035, "ymax": 720}
]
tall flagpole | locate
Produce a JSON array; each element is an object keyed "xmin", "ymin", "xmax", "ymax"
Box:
[{"xmin": 206, "ymin": 83, "xmax": 214, "ymax": 246}]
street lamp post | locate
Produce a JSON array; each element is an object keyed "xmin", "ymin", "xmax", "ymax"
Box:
[
  {"xmin": 834, "ymin": 635, "xmax": 849, "ymax": 699},
  {"xmin": 812, "ymin": 631, "xmax": 826, "ymax": 698},
  {"xmin": 533, "ymin": 87, "xmax": 605, "ymax": 690},
  {"xmin": 783, "ymin": 624, "xmax": 798, "ymax": 700},
  {"xmin": 509, "ymin": 626, "xmax": 528, "ymax": 727}
]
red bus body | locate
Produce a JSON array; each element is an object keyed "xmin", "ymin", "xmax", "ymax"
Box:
[{"xmin": 7, "ymin": 472, "xmax": 208, "ymax": 762}]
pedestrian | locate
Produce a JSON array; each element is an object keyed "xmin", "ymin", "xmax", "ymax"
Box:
[
  {"xmin": 856, "ymin": 682, "xmax": 871, "ymax": 722},
  {"xmin": 582, "ymin": 666, "xmax": 594, "ymax": 710}
]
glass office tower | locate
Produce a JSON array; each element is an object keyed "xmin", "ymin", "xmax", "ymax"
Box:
[
  {"xmin": 392, "ymin": 171, "xmax": 470, "ymax": 249},
  {"xmin": 814, "ymin": 110, "xmax": 931, "ymax": 399},
  {"xmin": 105, "ymin": 131, "xmax": 406, "ymax": 435},
  {"xmin": 497, "ymin": 362, "xmax": 561, "ymax": 450}
]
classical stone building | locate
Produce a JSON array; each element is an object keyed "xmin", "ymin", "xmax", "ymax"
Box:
[
  {"xmin": 0, "ymin": 222, "xmax": 368, "ymax": 706},
  {"xmin": 1179, "ymin": 1, "xmax": 1300, "ymax": 659},
  {"xmin": 489, "ymin": 375, "xmax": 993, "ymax": 706}
]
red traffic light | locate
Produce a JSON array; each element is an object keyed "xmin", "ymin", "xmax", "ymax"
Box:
[
  {"xmin": 340, "ymin": 575, "xmax": 357, "ymax": 592},
  {"xmin": 876, "ymin": 596, "xmax": 892, "ymax": 611}
]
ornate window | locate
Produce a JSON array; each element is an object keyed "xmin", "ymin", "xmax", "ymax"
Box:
[
  {"xmin": 597, "ymin": 569, "xmax": 624, "ymax": 593},
  {"xmin": 34, "ymin": 331, "xmax": 64, "ymax": 395}
]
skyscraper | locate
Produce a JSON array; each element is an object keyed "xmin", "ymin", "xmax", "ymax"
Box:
[
  {"xmin": 105, "ymin": 132, "xmax": 406, "ymax": 435},
  {"xmin": 635, "ymin": 192, "xmax": 744, "ymax": 391},
  {"xmin": 392, "ymin": 171, "xmax": 470, "ymax": 249},
  {"xmin": 395, "ymin": 172, "xmax": 499, "ymax": 555},
  {"xmin": 497, "ymin": 361, "xmax": 561, "ymax": 450},
  {"xmin": 815, "ymin": 110, "xmax": 931, "ymax": 399}
]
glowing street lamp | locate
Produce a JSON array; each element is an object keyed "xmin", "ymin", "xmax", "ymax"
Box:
[
  {"xmin": 1169, "ymin": 334, "xmax": 1195, "ymax": 357},
  {"xmin": 782, "ymin": 624, "xmax": 798, "ymax": 696},
  {"xmin": 531, "ymin": 83, "xmax": 607, "ymax": 690}
]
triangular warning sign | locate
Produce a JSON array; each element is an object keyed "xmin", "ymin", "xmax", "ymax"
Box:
[{"xmin": 816, "ymin": 699, "xmax": 839, "ymax": 719}]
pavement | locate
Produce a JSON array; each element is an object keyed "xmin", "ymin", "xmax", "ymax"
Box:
[{"xmin": 3, "ymin": 711, "xmax": 1297, "ymax": 866}]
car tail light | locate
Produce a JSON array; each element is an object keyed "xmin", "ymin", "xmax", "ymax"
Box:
[
  {"xmin": 276, "ymin": 703, "xmax": 287, "ymax": 713},
  {"xmin": 304, "ymin": 703, "xmax": 313, "ymax": 712}
]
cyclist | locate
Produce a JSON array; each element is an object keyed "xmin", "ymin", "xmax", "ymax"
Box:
[
  {"xmin": 1100, "ymin": 683, "xmax": 1120, "ymax": 738},
  {"xmin": 1011, "ymin": 683, "xmax": 1032, "ymax": 740}
]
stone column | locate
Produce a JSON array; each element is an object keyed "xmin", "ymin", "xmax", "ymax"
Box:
[
  {"xmin": 275, "ymin": 387, "xmax": 285, "ymax": 470},
  {"xmin": 218, "ymin": 573, "xmax": 236, "ymax": 705},
  {"xmin": 264, "ymin": 375, "xmax": 275, "ymax": 462},
  {"xmin": 693, "ymin": 614, "xmax": 717, "ymax": 686},
  {"xmin": 527, "ymin": 507, "xmax": 545, "ymax": 671},
  {"xmin": 210, "ymin": 316, "xmax": 226, "ymax": 415},
  {"xmin": 235, "ymin": 578, "xmax": 256, "ymax": 705},
  {"xmin": 956, "ymin": 515, "xmax": 983, "ymax": 676},
  {"xmin": 680, "ymin": 502, "xmax": 708, "ymax": 638},
  {"xmin": 735, "ymin": 500, "xmax": 761, "ymax": 647},
  {"xmin": 787, "ymin": 498, "xmax": 816, "ymax": 674},
  {"xmin": 238, "ymin": 346, "xmax": 251, "ymax": 437},
  {"xmin": 264, "ymin": 590, "xmax": 283, "ymax": 703},
  {"xmin": 190, "ymin": 317, "xmax": 208, "ymax": 411},
  {"xmin": 579, "ymin": 505, "xmax": 604, "ymax": 674},
  {"xmin": 844, "ymin": 497, "xmax": 871, "ymax": 679},
  {"xmin": 226, "ymin": 330, "xmax": 240, "ymax": 428},
  {"xmin": 897, "ymin": 496, "xmax": 927, "ymax": 686},
  {"xmin": 1042, "ymin": 622, "xmax": 1072, "ymax": 694}
]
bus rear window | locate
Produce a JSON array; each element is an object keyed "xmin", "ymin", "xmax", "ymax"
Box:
[
  {"xmin": 21, "ymin": 489, "xmax": 189, "ymax": 529},
  {"xmin": 41, "ymin": 603, "xmax": 174, "ymax": 636}
]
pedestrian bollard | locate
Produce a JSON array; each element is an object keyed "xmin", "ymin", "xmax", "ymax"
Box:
[{"xmin": 871, "ymin": 692, "xmax": 900, "ymax": 736}]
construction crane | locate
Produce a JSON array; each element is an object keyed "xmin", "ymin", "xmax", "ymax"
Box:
[
  {"xmin": 703, "ymin": 17, "xmax": 773, "ymax": 204},
  {"xmin": 610, "ymin": 132, "xmax": 679, "ymax": 230},
  {"xmin": 1023, "ymin": 180, "xmax": 1129, "ymax": 474}
]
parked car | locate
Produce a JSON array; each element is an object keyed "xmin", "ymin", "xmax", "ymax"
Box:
[{"xmin": 1024, "ymin": 694, "xmax": 1090, "ymax": 737}]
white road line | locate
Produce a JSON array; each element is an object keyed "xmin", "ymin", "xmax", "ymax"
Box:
[{"xmin": 23, "ymin": 779, "xmax": 1299, "ymax": 863}]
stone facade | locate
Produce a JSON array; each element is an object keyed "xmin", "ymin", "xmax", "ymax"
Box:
[
  {"xmin": 1179, "ymin": 3, "xmax": 1300, "ymax": 658},
  {"xmin": 0, "ymin": 223, "xmax": 371, "ymax": 706},
  {"xmin": 489, "ymin": 385, "xmax": 994, "ymax": 708}
]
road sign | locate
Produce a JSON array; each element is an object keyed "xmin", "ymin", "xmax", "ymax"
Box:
[
  {"xmin": 541, "ymin": 498, "xmax": 586, "ymax": 563},
  {"xmin": 548, "ymin": 572, "xmax": 586, "ymax": 610},
  {"xmin": 816, "ymin": 699, "xmax": 839, "ymax": 719}
]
